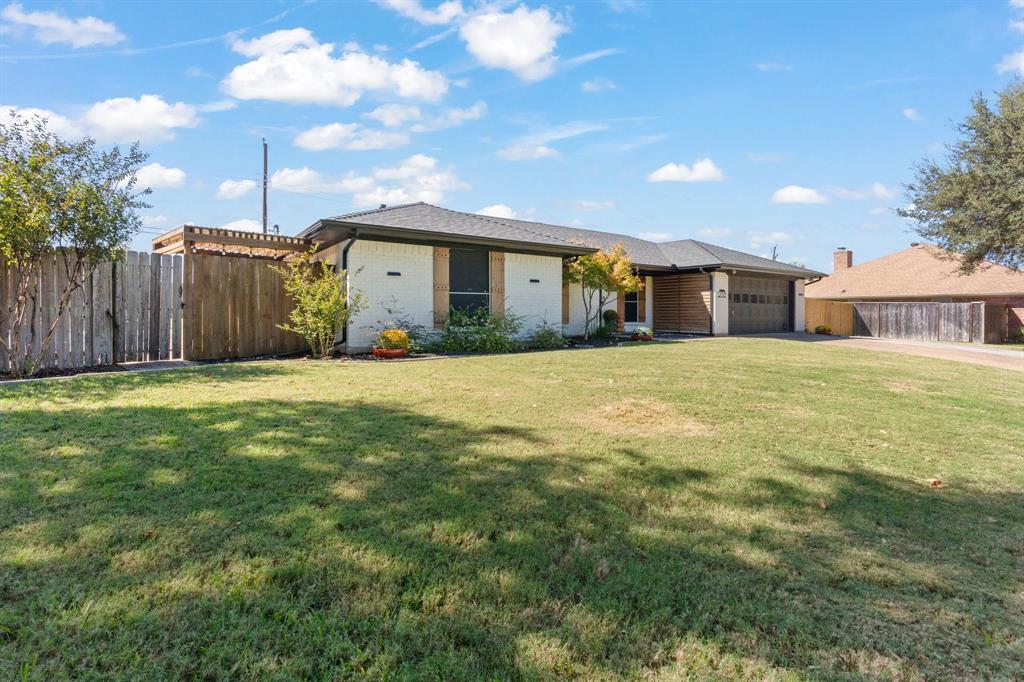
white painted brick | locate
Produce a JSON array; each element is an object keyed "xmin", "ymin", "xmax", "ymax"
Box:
[
  {"xmin": 341, "ymin": 240, "xmax": 434, "ymax": 351},
  {"xmin": 504, "ymin": 253, "xmax": 563, "ymax": 336}
]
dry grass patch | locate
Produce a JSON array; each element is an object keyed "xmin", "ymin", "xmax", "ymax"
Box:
[{"xmin": 584, "ymin": 397, "xmax": 710, "ymax": 437}]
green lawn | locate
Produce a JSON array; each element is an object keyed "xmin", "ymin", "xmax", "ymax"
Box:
[{"xmin": 2, "ymin": 338, "xmax": 1022, "ymax": 680}]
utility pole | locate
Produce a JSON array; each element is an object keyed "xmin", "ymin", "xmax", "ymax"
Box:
[{"xmin": 262, "ymin": 138, "xmax": 268, "ymax": 234}]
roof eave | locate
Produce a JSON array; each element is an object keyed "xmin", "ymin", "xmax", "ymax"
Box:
[{"xmin": 309, "ymin": 219, "xmax": 597, "ymax": 256}]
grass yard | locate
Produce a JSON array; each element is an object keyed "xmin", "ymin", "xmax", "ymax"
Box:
[{"xmin": 1, "ymin": 338, "xmax": 1022, "ymax": 680}]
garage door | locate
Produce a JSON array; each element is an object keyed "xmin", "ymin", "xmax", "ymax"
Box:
[{"xmin": 730, "ymin": 276, "xmax": 792, "ymax": 334}]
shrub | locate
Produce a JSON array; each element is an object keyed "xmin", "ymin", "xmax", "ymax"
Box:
[
  {"xmin": 528, "ymin": 324, "xmax": 567, "ymax": 349},
  {"xmin": 274, "ymin": 247, "xmax": 365, "ymax": 359},
  {"xmin": 590, "ymin": 323, "xmax": 615, "ymax": 340},
  {"xmin": 814, "ymin": 324, "xmax": 832, "ymax": 335},
  {"xmin": 430, "ymin": 308, "xmax": 523, "ymax": 354},
  {"xmin": 603, "ymin": 309, "xmax": 620, "ymax": 328},
  {"xmin": 376, "ymin": 328, "xmax": 409, "ymax": 350}
]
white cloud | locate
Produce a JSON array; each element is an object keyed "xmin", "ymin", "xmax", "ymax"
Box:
[
  {"xmin": 902, "ymin": 107, "xmax": 921, "ymax": 121},
  {"xmin": 410, "ymin": 100, "xmax": 486, "ymax": 132},
  {"xmin": 827, "ymin": 183, "xmax": 897, "ymax": 200},
  {"xmin": 459, "ymin": 6, "xmax": 566, "ymax": 81},
  {"xmin": 497, "ymin": 121, "xmax": 606, "ymax": 161},
  {"xmin": 581, "ymin": 77, "xmax": 618, "ymax": 93},
  {"xmin": 293, "ymin": 123, "xmax": 410, "ymax": 151},
  {"xmin": 755, "ymin": 61, "xmax": 792, "ymax": 72},
  {"xmin": 997, "ymin": 50, "xmax": 1024, "ymax": 74},
  {"xmin": 198, "ymin": 100, "xmax": 237, "ymax": 113},
  {"xmin": 185, "ymin": 66, "xmax": 212, "ymax": 79},
  {"xmin": 375, "ymin": 0, "xmax": 464, "ymax": 25},
  {"xmin": 365, "ymin": 103, "xmax": 422, "ymax": 127},
  {"xmin": 0, "ymin": 105, "xmax": 84, "ymax": 138},
  {"xmin": 1012, "ymin": 0, "xmax": 1024, "ymax": 9},
  {"xmin": 497, "ymin": 144, "xmax": 558, "ymax": 161},
  {"xmin": 136, "ymin": 163, "xmax": 187, "ymax": 189},
  {"xmin": 82, "ymin": 95, "xmax": 199, "ymax": 143},
  {"xmin": 869, "ymin": 206, "xmax": 890, "ymax": 216},
  {"xmin": 223, "ymin": 28, "xmax": 448, "ymax": 107},
  {"xmin": 647, "ymin": 158, "xmax": 724, "ymax": 183},
  {"xmin": 569, "ymin": 200, "xmax": 615, "ymax": 211},
  {"xmin": 216, "ymin": 179, "xmax": 256, "ymax": 200},
  {"xmin": 477, "ymin": 204, "xmax": 518, "ymax": 219},
  {"xmin": 564, "ymin": 48, "xmax": 622, "ymax": 68},
  {"xmin": 1, "ymin": 2, "xmax": 124, "ymax": 48},
  {"xmin": 141, "ymin": 215, "xmax": 169, "ymax": 228},
  {"xmin": 747, "ymin": 231, "xmax": 793, "ymax": 249},
  {"xmin": 771, "ymin": 185, "xmax": 828, "ymax": 204},
  {"xmin": 1012, "ymin": 19, "xmax": 1024, "ymax": 33},
  {"xmin": 220, "ymin": 219, "xmax": 262, "ymax": 232},
  {"xmin": 271, "ymin": 154, "xmax": 468, "ymax": 207},
  {"xmin": 637, "ymin": 231, "xmax": 673, "ymax": 242},
  {"xmin": 697, "ymin": 227, "xmax": 732, "ymax": 238}
]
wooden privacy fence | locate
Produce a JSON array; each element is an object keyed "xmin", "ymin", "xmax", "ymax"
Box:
[
  {"xmin": 181, "ymin": 253, "xmax": 305, "ymax": 361},
  {"xmin": 804, "ymin": 299, "xmax": 854, "ymax": 336},
  {"xmin": 1, "ymin": 251, "xmax": 182, "ymax": 371},
  {"xmin": 806, "ymin": 299, "xmax": 1002, "ymax": 344}
]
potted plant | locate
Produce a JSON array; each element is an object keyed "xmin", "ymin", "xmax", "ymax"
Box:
[
  {"xmin": 630, "ymin": 326, "xmax": 653, "ymax": 342},
  {"xmin": 373, "ymin": 328, "xmax": 410, "ymax": 358}
]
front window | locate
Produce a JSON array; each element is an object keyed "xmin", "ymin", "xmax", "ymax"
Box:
[
  {"xmin": 449, "ymin": 248, "xmax": 489, "ymax": 313},
  {"xmin": 624, "ymin": 291, "xmax": 638, "ymax": 323}
]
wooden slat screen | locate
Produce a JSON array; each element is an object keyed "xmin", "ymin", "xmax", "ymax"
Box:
[
  {"xmin": 651, "ymin": 274, "xmax": 711, "ymax": 333},
  {"xmin": 489, "ymin": 251, "xmax": 505, "ymax": 316},
  {"xmin": 433, "ymin": 247, "xmax": 449, "ymax": 328},
  {"xmin": 561, "ymin": 280, "xmax": 570, "ymax": 325}
]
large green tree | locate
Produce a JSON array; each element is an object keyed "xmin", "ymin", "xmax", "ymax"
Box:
[
  {"xmin": 899, "ymin": 80, "xmax": 1024, "ymax": 273},
  {"xmin": 0, "ymin": 113, "xmax": 149, "ymax": 376}
]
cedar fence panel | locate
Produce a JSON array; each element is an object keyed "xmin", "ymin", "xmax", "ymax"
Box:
[
  {"xmin": 804, "ymin": 299, "xmax": 854, "ymax": 336},
  {"xmin": 181, "ymin": 253, "xmax": 306, "ymax": 361},
  {"xmin": 1, "ymin": 250, "xmax": 183, "ymax": 371}
]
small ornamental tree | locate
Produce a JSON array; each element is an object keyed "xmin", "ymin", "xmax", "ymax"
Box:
[
  {"xmin": 898, "ymin": 80, "xmax": 1024, "ymax": 273},
  {"xmin": 274, "ymin": 247, "xmax": 365, "ymax": 359},
  {"xmin": 0, "ymin": 113, "xmax": 149, "ymax": 376},
  {"xmin": 565, "ymin": 244, "xmax": 642, "ymax": 339}
]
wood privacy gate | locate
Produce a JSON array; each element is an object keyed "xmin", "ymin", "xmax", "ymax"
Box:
[{"xmin": 2, "ymin": 228, "xmax": 312, "ymax": 371}]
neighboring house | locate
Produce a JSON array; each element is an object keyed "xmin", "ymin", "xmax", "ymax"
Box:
[
  {"xmin": 298, "ymin": 203, "xmax": 823, "ymax": 351},
  {"xmin": 806, "ymin": 244, "xmax": 1024, "ymax": 340}
]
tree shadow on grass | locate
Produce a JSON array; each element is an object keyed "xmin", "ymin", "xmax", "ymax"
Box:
[{"xmin": 1, "ymin": 400, "xmax": 1022, "ymax": 679}]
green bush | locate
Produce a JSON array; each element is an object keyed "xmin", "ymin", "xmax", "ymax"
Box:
[
  {"xmin": 528, "ymin": 324, "xmax": 567, "ymax": 349},
  {"xmin": 814, "ymin": 324, "xmax": 832, "ymax": 335},
  {"xmin": 602, "ymin": 309, "xmax": 620, "ymax": 328},
  {"xmin": 429, "ymin": 308, "xmax": 524, "ymax": 353},
  {"xmin": 590, "ymin": 323, "xmax": 615, "ymax": 340}
]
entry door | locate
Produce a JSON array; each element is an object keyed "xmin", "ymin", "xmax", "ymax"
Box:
[{"xmin": 730, "ymin": 276, "xmax": 791, "ymax": 334}]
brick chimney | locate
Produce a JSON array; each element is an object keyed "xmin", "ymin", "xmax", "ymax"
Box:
[{"xmin": 833, "ymin": 247, "xmax": 852, "ymax": 272}]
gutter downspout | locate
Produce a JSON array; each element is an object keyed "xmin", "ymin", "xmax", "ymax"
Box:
[{"xmin": 334, "ymin": 229, "xmax": 359, "ymax": 349}]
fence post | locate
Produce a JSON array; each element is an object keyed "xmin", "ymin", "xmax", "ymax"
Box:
[{"xmin": 181, "ymin": 249, "xmax": 192, "ymax": 361}]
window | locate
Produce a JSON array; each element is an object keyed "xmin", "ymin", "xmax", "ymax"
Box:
[
  {"xmin": 733, "ymin": 293, "xmax": 741, "ymax": 303},
  {"xmin": 624, "ymin": 291, "xmax": 638, "ymax": 323},
  {"xmin": 449, "ymin": 248, "xmax": 489, "ymax": 313}
]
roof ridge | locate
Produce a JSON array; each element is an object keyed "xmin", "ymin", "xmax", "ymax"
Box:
[
  {"xmin": 441, "ymin": 205, "xmax": 585, "ymax": 247},
  {"xmin": 673, "ymin": 239, "xmax": 722, "ymax": 263},
  {"xmin": 330, "ymin": 201, "xmax": 426, "ymax": 221}
]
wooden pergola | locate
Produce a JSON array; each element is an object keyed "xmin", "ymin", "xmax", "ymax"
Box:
[{"xmin": 152, "ymin": 225, "xmax": 311, "ymax": 260}]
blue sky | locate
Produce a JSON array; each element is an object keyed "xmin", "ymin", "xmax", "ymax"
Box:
[{"xmin": 2, "ymin": 0, "xmax": 1023, "ymax": 271}]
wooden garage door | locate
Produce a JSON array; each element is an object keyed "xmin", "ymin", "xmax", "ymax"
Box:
[
  {"xmin": 652, "ymin": 274, "xmax": 711, "ymax": 333},
  {"xmin": 730, "ymin": 276, "xmax": 791, "ymax": 334}
]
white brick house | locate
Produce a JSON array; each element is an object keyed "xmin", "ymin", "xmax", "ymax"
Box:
[{"xmin": 299, "ymin": 203, "xmax": 822, "ymax": 352}]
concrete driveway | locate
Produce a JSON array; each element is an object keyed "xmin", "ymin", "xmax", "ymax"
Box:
[{"xmin": 755, "ymin": 333, "xmax": 1024, "ymax": 372}]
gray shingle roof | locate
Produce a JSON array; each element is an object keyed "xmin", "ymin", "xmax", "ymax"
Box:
[{"xmin": 313, "ymin": 202, "xmax": 822, "ymax": 277}]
